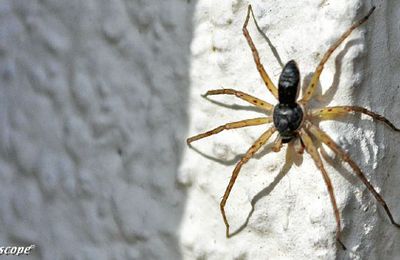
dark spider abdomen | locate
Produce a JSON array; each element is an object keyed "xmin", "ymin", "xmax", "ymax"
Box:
[
  {"xmin": 273, "ymin": 103, "xmax": 303, "ymax": 143},
  {"xmin": 278, "ymin": 60, "xmax": 300, "ymax": 104}
]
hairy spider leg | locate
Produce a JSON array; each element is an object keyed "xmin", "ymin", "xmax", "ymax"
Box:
[
  {"xmin": 221, "ymin": 126, "xmax": 276, "ymax": 238},
  {"xmin": 311, "ymin": 106, "xmax": 400, "ymax": 131},
  {"xmin": 299, "ymin": 128, "xmax": 346, "ymax": 250},
  {"xmin": 300, "ymin": 7, "xmax": 376, "ymax": 104},
  {"xmin": 186, "ymin": 117, "xmax": 272, "ymax": 145},
  {"xmin": 272, "ymin": 135, "xmax": 283, "ymax": 152},
  {"xmin": 305, "ymin": 121, "xmax": 400, "ymax": 228},
  {"xmin": 204, "ymin": 89, "xmax": 274, "ymax": 111},
  {"xmin": 243, "ymin": 5, "xmax": 279, "ymax": 100}
]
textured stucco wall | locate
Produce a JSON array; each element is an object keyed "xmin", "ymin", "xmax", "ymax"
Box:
[
  {"xmin": 180, "ymin": 0, "xmax": 400, "ymax": 259},
  {"xmin": 1, "ymin": 0, "xmax": 400, "ymax": 260},
  {"xmin": 352, "ymin": 1, "xmax": 400, "ymax": 259},
  {"xmin": 0, "ymin": 0, "xmax": 195, "ymax": 259}
]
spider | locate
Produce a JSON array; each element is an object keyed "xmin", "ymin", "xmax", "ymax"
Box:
[{"xmin": 186, "ymin": 5, "xmax": 400, "ymax": 249}]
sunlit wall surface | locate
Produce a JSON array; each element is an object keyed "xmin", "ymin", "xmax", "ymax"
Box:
[{"xmin": 180, "ymin": 0, "xmax": 400, "ymax": 259}]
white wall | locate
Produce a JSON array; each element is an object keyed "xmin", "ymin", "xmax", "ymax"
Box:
[
  {"xmin": 1, "ymin": 0, "xmax": 399, "ymax": 259},
  {"xmin": 180, "ymin": 0, "xmax": 400, "ymax": 259}
]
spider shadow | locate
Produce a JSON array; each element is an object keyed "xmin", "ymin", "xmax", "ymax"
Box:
[
  {"xmin": 202, "ymin": 95, "xmax": 268, "ymax": 114},
  {"xmin": 301, "ymin": 38, "xmax": 363, "ymax": 107},
  {"xmin": 318, "ymin": 140, "xmax": 360, "ymax": 186},
  {"xmin": 311, "ymin": 115, "xmax": 377, "ymax": 187},
  {"xmin": 188, "ymin": 138, "xmax": 277, "ymax": 166},
  {"xmin": 304, "ymin": 117, "xmax": 372, "ymax": 195},
  {"xmin": 229, "ymin": 142, "xmax": 302, "ymax": 237},
  {"xmin": 250, "ymin": 8, "xmax": 284, "ymax": 69}
]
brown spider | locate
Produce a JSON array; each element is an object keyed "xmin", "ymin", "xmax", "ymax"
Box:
[{"xmin": 186, "ymin": 5, "xmax": 400, "ymax": 249}]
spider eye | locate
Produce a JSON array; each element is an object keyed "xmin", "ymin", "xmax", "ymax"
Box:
[{"xmin": 278, "ymin": 60, "xmax": 300, "ymax": 104}]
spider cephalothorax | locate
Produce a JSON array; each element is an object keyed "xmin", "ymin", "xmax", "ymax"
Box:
[{"xmin": 187, "ymin": 5, "xmax": 399, "ymax": 249}]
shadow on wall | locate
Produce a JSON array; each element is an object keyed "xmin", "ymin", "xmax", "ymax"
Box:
[{"xmin": 0, "ymin": 0, "xmax": 196, "ymax": 259}]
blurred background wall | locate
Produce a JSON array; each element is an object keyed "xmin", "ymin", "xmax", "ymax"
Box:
[{"xmin": 0, "ymin": 0, "xmax": 195, "ymax": 259}]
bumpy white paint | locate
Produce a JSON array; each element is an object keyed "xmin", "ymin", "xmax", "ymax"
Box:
[
  {"xmin": 180, "ymin": 0, "xmax": 400, "ymax": 259},
  {"xmin": 1, "ymin": 0, "xmax": 399, "ymax": 259}
]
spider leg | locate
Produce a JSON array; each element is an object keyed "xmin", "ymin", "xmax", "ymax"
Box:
[
  {"xmin": 204, "ymin": 89, "xmax": 274, "ymax": 111},
  {"xmin": 310, "ymin": 106, "xmax": 400, "ymax": 131},
  {"xmin": 187, "ymin": 117, "xmax": 272, "ymax": 145},
  {"xmin": 272, "ymin": 135, "xmax": 283, "ymax": 152},
  {"xmin": 293, "ymin": 136, "xmax": 305, "ymax": 155},
  {"xmin": 305, "ymin": 120, "xmax": 400, "ymax": 228},
  {"xmin": 300, "ymin": 7, "xmax": 375, "ymax": 104},
  {"xmin": 243, "ymin": 5, "xmax": 279, "ymax": 100},
  {"xmin": 221, "ymin": 126, "xmax": 276, "ymax": 238},
  {"xmin": 299, "ymin": 128, "xmax": 346, "ymax": 250}
]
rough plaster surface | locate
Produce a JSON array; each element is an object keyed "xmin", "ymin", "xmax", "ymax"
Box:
[
  {"xmin": 1, "ymin": 0, "xmax": 400, "ymax": 260},
  {"xmin": 0, "ymin": 0, "xmax": 195, "ymax": 259},
  {"xmin": 180, "ymin": 0, "xmax": 400, "ymax": 259}
]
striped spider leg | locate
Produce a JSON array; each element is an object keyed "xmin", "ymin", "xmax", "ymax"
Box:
[
  {"xmin": 306, "ymin": 105, "xmax": 400, "ymax": 228},
  {"xmin": 243, "ymin": 5, "xmax": 279, "ymax": 100},
  {"xmin": 186, "ymin": 90, "xmax": 274, "ymax": 237},
  {"xmin": 300, "ymin": 7, "xmax": 376, "ymax": 105},
  {"xmin": 298, "ymin": 103, "xmax": 400, "ymax": 249},
  {"xmin": 298, "ymin": 128, "xmax": 346, "ymax": 249}
]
